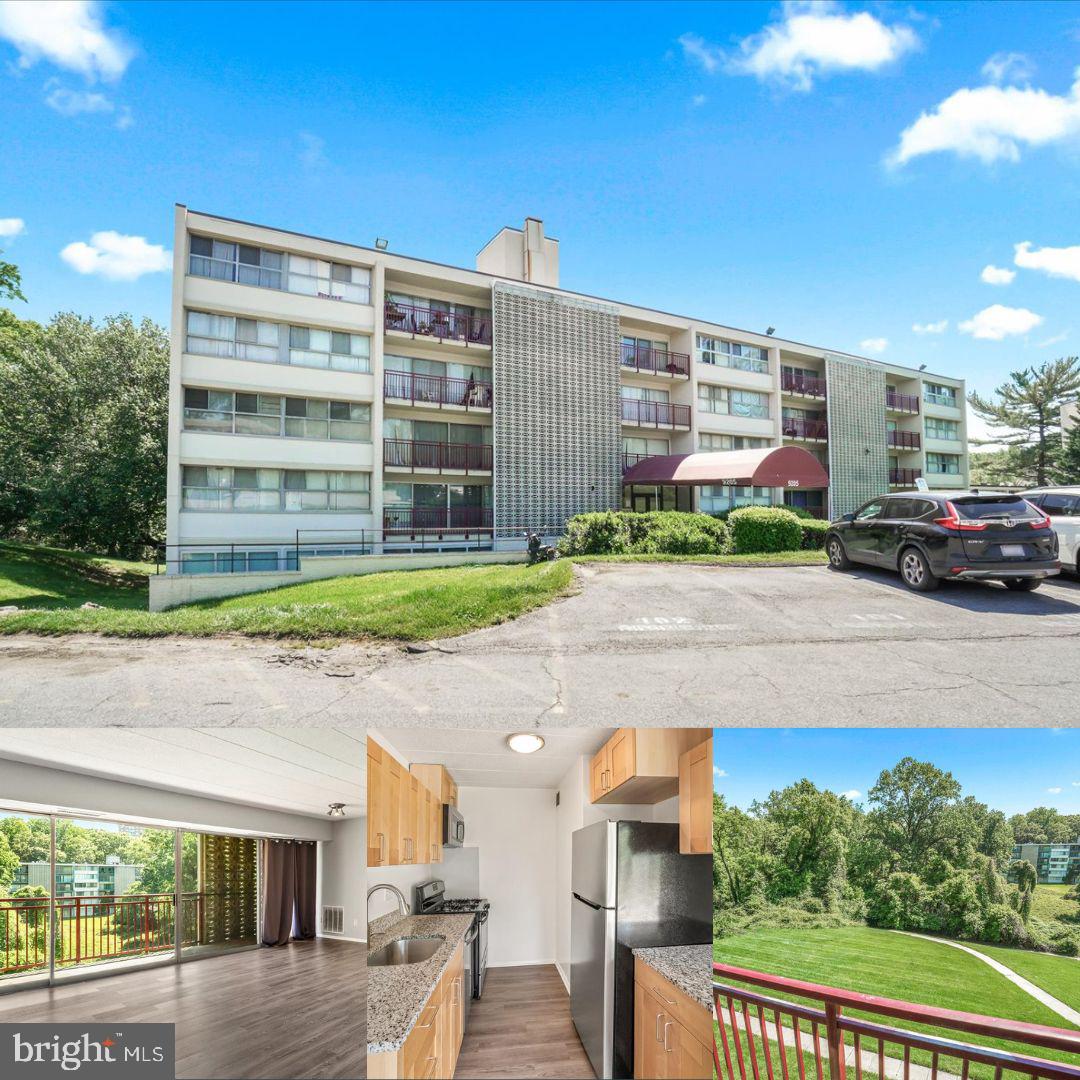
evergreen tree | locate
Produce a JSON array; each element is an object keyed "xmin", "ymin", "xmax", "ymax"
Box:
[{"xmin": 1053, "ymin": 419, "xmax": 1080, "ymax": 484}]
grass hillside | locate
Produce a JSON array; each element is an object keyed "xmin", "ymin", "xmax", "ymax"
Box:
[{"xmin": 0, "ymin": 541, "xmax": 574, "ymax": 641}]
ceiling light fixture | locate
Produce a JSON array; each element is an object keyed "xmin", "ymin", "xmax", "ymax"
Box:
[
  {"xmin": 506, "ymin": 733, "xmax": 545, "ymax": 755},
  {"xmin": 327, "ymin": 803, "xmax": 346, "ymax": 818}
]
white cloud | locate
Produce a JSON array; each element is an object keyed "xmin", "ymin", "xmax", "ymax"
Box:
[
  {"xmin": 714, "ymin": 767, "xmax": 728, "ymax": 780},
  {"xmin": 982, "ymin": 52, "xmax": 1034, "ymax": 86},
  {"xmin": 298, "ymin": 131, "xmax": 327, "ymax": 170},
  {"xmin": 1014, "ymin": 240, "xmax": 1080, "ymax": 283},
  {"xmin": 891, "ymin": 68, "xmax": 1080, "ymax": 166},
  {"xmin": 726, "ymin": 1, "xmax": 918, "ymax": 92},
  {"xmin": 840, "ymin": 789, "xmax": 861, "ymax": 800},
  {"xmin": 913, "ymin": 319, "xmax": 948, "ymax": 335},
  {"xmin": 678, "ymin": 33, "xmax": 721, "ymax": 74},
  {"xmin": 1072, "ymin": 780, "xmax": 1080, "ymax": 787},
  {"xmin": 0, "ymin": 217, "xmax": 25, "ymax": 239},
  {"xmin": 45, "ymin": 83, "xmax": 111, "ymax": 115},
  {"xmin": 691, "ymin": 93, "xmax": 708, "ymax": 107},
  {"xmin": 980, "ymin": 264, "xmax": 1016, "ymax": 285},
  {"xmin": 0, "ymin": 0, "xmax": 132, "ymax": 82},
  {"xmin": 1036, "ymin": 330, "xmax": 1069, "ymax": 348},
  {"xmin": 860, "ymin": 337, "xmax": 888, "ymax": 354},
  {"xmin": 60, "ymin": 231, "xmax": 170, "ymax": 281},
  {"xmin": 959, "ymin": 304, "xmax": 1043, "ymax": 341},
  {"xmin": 1046, "ymin": 786, "xmax": 1063, "ymax": 794}
]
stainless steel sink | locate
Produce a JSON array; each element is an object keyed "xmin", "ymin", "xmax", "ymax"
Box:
[{"xmin": 368, "ymin": 936, "xmax": 445, "ymax": 967}]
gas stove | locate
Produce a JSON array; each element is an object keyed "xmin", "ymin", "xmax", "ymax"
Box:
[
  {"xmin": 427, "ymin": 897, "xmax": 490, "ymax": 915},
  {"xmin": 414, "ymin": 880, "xmax": 490, "ymax": 1001}
]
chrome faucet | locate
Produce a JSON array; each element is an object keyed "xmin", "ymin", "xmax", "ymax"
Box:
[{"xmin": 367, "ymin": 883, "xmax": 410, "ymax": 927}]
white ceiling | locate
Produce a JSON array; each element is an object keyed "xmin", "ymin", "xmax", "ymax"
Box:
[
  {"xmin": 0, "ymin": 728, "xmax": 366, "ymax": 820},
  {"xmin": 376, "ymin": 728, "xmax": 613, "ymax": 789}
]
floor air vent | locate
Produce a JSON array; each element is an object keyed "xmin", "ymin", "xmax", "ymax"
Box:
[{"xmin": 322, "ymin": 905, "xmax": 344, "ymax": 935}]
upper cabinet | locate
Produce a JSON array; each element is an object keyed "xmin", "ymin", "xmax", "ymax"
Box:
[
  {"xmin": 411, "ymin": 763, "xmax": 458, "ymax": 808},
  {"xmin": 679, "ymin": 735, "xmax": 713, "ymax": 855},
  {"xmin": 589, "ymin": 729, "xmax": 708, "ymax": 805}
]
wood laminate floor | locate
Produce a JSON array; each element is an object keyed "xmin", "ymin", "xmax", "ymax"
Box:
[
  {"xmin": 453, "ymin": 964, "xmax": 595, "ymax": 1080},
  {"xmin": 0, "ymin": 938, "xmax": 366, "ymax": 1079}
]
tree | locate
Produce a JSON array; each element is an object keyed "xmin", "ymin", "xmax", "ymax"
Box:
[
  {"xmin": 0, "ymin": 831, "xmax": 19, "ymax": 891},
  {"xmin": 1010, "ymin": 807, "xmax": 1075, "ymax": 844},
  {"xmin": 0, "ymin": 250, "xmax": 25, "ymax": 303},
  {"xmin": 1054, "ymin": 420, "xmax": 1080, "ymax": 484},
  {"xmin": 713, "ymin": 794, "xmax": 762, "ymax": 910},
  {"xmin": 1009, "ymin": 859, "xmax": 1038, "ymax": 895},
  {"xmin": 968, "ymin": 358, "xmax": 1080, "ymax": 486}
]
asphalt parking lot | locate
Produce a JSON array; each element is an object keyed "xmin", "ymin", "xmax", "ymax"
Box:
[{"xmin": 0, "ymin": 563, "xmax": 1078, "ymax": 726}]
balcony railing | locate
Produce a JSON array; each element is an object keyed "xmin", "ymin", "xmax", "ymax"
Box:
[
  {"xmin": 782, "ymin": 373, "xmax": 827, "ymax": 398},
  {"xmin": 620, "ymin": 398, "xmax": 691, "ymax": 428},
  {"xmin": 383, "ymin": 439, "xmax": 492, "ymax": 474},
  {"xmin": 888, "ymin": 430, "xmax": 921, "ymax": 450},
  {"xmin": 886, "ymin": 390, "xmax": 920, "ymax": 413},
  {"xmin": 890, "ymin": 467, "xmax": 922, "ymax": 485},
  {"xmin": 782, "ymin": 418, "xmax": 829, "ymax": 440},
  {"xmin": 620, "ymin": 343, "xmax": 690, "ymax": 377},
  {"xmin": 384, "ymin": 370, "xmax": 492, "ymax": 410},
  {"xmin": 713, "ymin": 963, "xmax": 1080, "ymax": 1080},
  {"xmin": 383, "ymin": 507, "xmax": 493, "ymax": 536},
  {"xmin": 384, "ymin": 302, "xmax": 492, "ymax": 345},
  {"xmin": 622, "ymin": 452, "xmax": 653, "ymax": 472}
]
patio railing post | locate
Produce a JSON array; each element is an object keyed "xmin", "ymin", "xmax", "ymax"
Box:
[
  {"xmin": 74, "ymin": 897, "xmax": 81, "ymax": 965},
  {"xmin": 144, "ymin": 895, "xmax": 151, "ymax": 954},
  {"xmin": 825, "ymin": 1003, "xmax": 844, "ymax": 1080}
]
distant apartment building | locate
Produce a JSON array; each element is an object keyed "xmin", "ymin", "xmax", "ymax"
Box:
[
  {"xmin": 165, "ymin": 208, "xmax": 969, "ymax": 572},
  {"xmin": 1064, "ymin": 400, "xmax": 1078, "ymax": 442},
  {"xmin": 1011, "ymin": 841, "xmax": 1080, "ymax": 884},
  {"xmin": 14, "ymin": 857, "xmax": 144, "ymax": 899}
]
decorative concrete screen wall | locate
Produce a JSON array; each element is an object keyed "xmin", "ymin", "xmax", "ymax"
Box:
[
  {"xmin": 492, "ymin": 281, "xmax": 622, "ymax": 531},
  {"xmin": 825, "ymin": 353, "xmax": 888, "ymax": 517}
]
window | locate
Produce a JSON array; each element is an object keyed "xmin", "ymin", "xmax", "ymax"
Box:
[
  {"xmin": 1038, "ymin": 493, "xmax": 1080, "ymax": 517},
  {"xmin": 924, "ymin": 382, "xmax": 958, "ymax": 407},
  {"xmin": 623, "ymin": 437, "xmax": 669, "ymax": 457},
  {"xmin": 185, "ymin": 311, "xmax": 280, "ymax": 362},
  {"xmin": 622, "ymin": 385, "xmax": 669, "ymax": 403},
  {"xmin": 698, "ymin": 385, "xmax": 728, "ymax": 414},
  {"xmin": 697, "ymin": 335, "xmax": 768, "ymax": 373},
  {"xmin": 926, "ymin": 452, "xmax": 961, "ymax": 475},
  {"xmin": 855, "ymin": 501, "xmax": 885, "ymax": 521},
  {"xmin": 883, "ymin": 498, "xmax": 919, "ymax": 520},
  {"xmin": 699, "ymin": 385, "xmax": 768, "ymax": 418},
  {"xmin": 183, "ymin": 389, "xmax": 371, "ymax": 441},
  {"xmin": 698, "ymin": 433, "xmax": 770, "ymax": 451},
  {"xmin": 182, "ymin": 466, "xmax": 370, "ymax": 511},
  {"xmin": 382, "ymin": 419, "xmax": 491, "ymax": 444},
  {"xmin": 288, "ymin": 326, "xmax": 371, "ymax": 372},
  {"xmin": 622, "ymin": 336, "xmax": 668, "ymax": 358},
  {"xmin": 925, "ymin": 417, "xmax": 961, "ymax": 441},
  {"xmin": 698, "ymin": 485, "xmax": 773, "ymax": 513},
  {"xmin": 287, "ymin": 256, "xmax": 371, "ymax": 303}
]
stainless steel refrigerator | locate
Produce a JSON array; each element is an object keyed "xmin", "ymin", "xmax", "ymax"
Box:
[{"xmin": 570, "ymin": 819, "xmax": 711, "ymax": 1079}]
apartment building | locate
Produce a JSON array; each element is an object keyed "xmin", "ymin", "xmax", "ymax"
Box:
[
  {"xmin": 15, "ymin": 857, "xmax": 144, "ymax": 899},
  {"xmin": 1011, "ymin": 841, "xmax": 1080, "ymax": 884},
  {"xmin": 166, "ymin": 207, "xmax": 969, "ymax": 573}
]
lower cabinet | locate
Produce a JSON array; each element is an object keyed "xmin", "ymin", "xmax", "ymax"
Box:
[{"xmin": 633, "ymin": 958, "xmax": 713, "ymax": 1080}]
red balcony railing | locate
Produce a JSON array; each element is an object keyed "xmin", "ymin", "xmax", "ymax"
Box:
[
  {"xmin": 384, "ymin": 369, "xmax": 492, "ymax": 410},
  {"xmin": 714, "ymin": 963, "xmax": 1080, "ymax": 1080},
  {"xmin": 886, "ymin": 390, "xmax": 920, "ymax": 413},
  {"xmin": 384, "ymin": 302, "xmax": 492, "ymax": 345},
  {"xmin": 890, "ymin": 467, "xmax": 922, "ymax": 485},
  {"xmin": 782, "ymin": 417, "xmax": 829, "ymax": 440},
  {"xmin": 620, "ymin": 398, "xmax": 691, "ymax": 428},
  {"xmin": 620, "ymin": 343, "xmax": 690, "ymax": 377},
  {"xmin": 383, "ymin": 507, "xmax": 493, "ymax": 536},
  {"xmin": 888, "ymin": 429, "xmax": 921, "ymax": 449},
  {"xmin": 782, "ymin": 373, "xmax": 827, "ymax": 398},
  {"xmin": 383, "ymin": 439, "xmax": 492, "ymax": 474}
]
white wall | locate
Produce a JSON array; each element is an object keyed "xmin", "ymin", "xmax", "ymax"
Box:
[
  {"xmin": 319, "ymin": 815, "xmax": 365, "ymax": 942},
  {"xmin": 457, "ymin": 786, "xmax": 557, "ymax": 968}
]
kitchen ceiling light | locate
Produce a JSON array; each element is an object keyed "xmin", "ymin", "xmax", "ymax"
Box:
[
  {"xmin": 506, "ymin": 733, "xmax": 545, "ymax": 754},
  {"xmin": 327, "ymin": 803, "xmax": 347, "ymax": 818}
]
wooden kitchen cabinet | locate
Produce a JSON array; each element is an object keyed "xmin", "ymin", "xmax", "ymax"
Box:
[
  {"xmin": 633, "ymin": 958, "xmax": 712, "ymax": 1080},
  {"xmin": 411, "ymin": 763, "xmax": 458, "ymax": 808},
  {"xmin": 418, "ymin": 787, "xmax": 431, "ymax": 870},
  {"xmin": 400, "ymin": 774, "xmax": 421, "ymax": 865},
  {"xmin": 367, "ymin": 747, "xmax": 454, "ymax": 868},
  {"xmin": 429, "ymin": 793, "xmax": 443, "ymax": 864},
  {"xmin": 368, "ymin": 742, "xmax": 405, "ymax": 867},
  {"xmin": 590, "ymin": 729, "xmax": 708, "ymax": 805},
  {"xmin": 679, "ymin": 735, "xmax": 713, "ymax": 855}
]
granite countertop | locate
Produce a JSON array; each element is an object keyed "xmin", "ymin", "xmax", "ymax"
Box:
[
  {"xmin": 367, "ymin": 911, "xmax": 474, "ymax": 1055},
  {"xmin": 633, "ymin": 944, "xmax": 712, "ymax": 1010}
]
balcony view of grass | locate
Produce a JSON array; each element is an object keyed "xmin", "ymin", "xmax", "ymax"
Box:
[{"xmin": 0, "ymin": 541, "xmax": 575, "ymax": 640}]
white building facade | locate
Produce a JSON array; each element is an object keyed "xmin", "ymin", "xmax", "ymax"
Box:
[{"xmin": 165, "ymin": 207, "xmax": 969, "ymax": 573}]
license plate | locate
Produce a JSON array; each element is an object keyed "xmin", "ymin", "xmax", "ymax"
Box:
[{"xmin": 1001, "ymin": 544, "xmax": 1026, "ymax": 557}]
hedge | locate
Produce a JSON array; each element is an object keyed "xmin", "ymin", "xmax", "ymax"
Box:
[
  {"xmin": 558, "ymin": 511, "xmax": 730, "ymax": 557},
  {"xmin": 727, "ymin": 506, "xmax": 805, "ymax": 554},
  {"xmin": 799, "ymin": 518, "xmax": 829, "ymax": 550}
]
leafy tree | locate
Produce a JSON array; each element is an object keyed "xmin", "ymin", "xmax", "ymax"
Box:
[
  {"xmin": 0, "ymin": 250, "xmax": 25, "ymax": 303},
  {"xmin": 1054, "ymin": 420, "xmax": 1080, "ymax": 484},
  {"xmin": 969, "ymin": 446, "xmax": 1036, "ymax": 488},
  {"xmin": 1010, "ymin": 807, "xmax": 1076, "ymax": 844},
  {"xmin": 1008, "ymin": 859, "xmax": 1038, "ymax": 895},
  {"xmin": 968, "ymin": 357, "xmax": 1080, "ymax": 486},
  {"xmin": 0, "ymin": 831, "xmax": 19, "ymax": 891},
  {"xmin": 713, "ymin": 793, "xmax": 762, "ymax": 910}
]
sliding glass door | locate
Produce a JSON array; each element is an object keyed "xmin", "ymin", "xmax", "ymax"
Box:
[
  {"xmin": 180, "ymin": 831, "xmax": 258, "ymax": 959},
  {"xmin": 0, "ymin": 810, "xmax": 52, "ymax": 986}
]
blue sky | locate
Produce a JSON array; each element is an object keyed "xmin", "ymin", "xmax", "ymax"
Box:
[
  {"xmin": 713, "ymin": 728, "xmax": 1080, "ymax": 816},
  {"xmin": 2, "ymin": 1, "xmax": 1080, "ymax": 447}
]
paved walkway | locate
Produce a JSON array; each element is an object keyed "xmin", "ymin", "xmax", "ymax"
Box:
[{"xmin": 891, "ymin": 932, "xmax": 1080, "ymax": 1028}]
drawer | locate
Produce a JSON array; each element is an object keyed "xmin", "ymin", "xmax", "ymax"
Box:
[
  {"xmin": 635, "ymin": 957, "xmax": 712, "ymax": 1049},
  {"xmin": 403, "ymin": 1000, "xmax": 439, "ymax": 1079}
]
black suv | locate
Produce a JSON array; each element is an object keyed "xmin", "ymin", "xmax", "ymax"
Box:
[{"xmin": 825, "ymin": 491, "xmax": 1060, "ymax": 592}]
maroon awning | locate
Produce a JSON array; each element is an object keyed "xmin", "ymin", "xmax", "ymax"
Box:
[{"xmin": 622, "ymin": 446, "xmax": 829, "ymax": 488}]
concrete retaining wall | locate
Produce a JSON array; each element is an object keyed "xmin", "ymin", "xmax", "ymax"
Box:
[{"xmin": 148, "ymin": 550, "xmax": 527, "ymax": 611}]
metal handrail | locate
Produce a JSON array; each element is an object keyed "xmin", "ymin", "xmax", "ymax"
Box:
[
  {"xmin": 620, "ymin": 397, "xmax": 692, "ymax": 428},
  {"xmin": 383, "ymin": 439, "xmax": 493, "ymax": 473},
  {"xmin": 782, "ymin": 417, "xmax": 829, "ymax": 440},
  {"xmin": 383, "ymin": 369, "xmax": 493, "ymax": 409},
  {"xmin": 619, "ymin": 342, "xmax": 691, "ymax": 376},
  {"xmin": 384, "ymin": 301, "xmax": 492, "ymax": 345},
  {"xmin": 782, "ymin": 373, "xmax": 828, "ymax": 398},
  {"xmin": 886, "ymin": 391, "xmax": 920, "ymax": 413},
  {"xmin": 888, "ymin": 430, "xmax": 922, "ymax": 449}
]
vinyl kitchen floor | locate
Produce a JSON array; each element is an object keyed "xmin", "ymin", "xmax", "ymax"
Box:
[
  {"xmin": 0, "ymin": 938, "xmax": 366, "ymax": 1079},
  {"xmin": 453, "ymin": 964, "xmax": 595, "ymax": 1079}
]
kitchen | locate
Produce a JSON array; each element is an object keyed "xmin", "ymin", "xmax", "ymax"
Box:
[{"xmin": 365, "ymin": 727, "xmax": 713, "ymax": 1080}]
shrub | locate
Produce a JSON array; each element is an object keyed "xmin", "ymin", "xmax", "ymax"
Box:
[
  {"xmin": 784, "ymin": 506, "xmax": 819, "ymax": 520},
  {"xmin": 799, "ymin": 519, "xmax": 829, "ymax": 550},
  {"xmin": 558, "ymin": 511, "xmax": 730, "ymax": 557},
  {"xmin": 557, "ymin": 512, "xmax": 632, "ymax": 556},
  {"xmin": 727, "ymin": 506, "xmax": 804, "ymax": 554}
]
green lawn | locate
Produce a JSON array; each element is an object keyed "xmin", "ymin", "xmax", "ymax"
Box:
[
  {"xmin": 0, "ymin": 541, "xmax": 575, "ymax": 641},
  {"xmin": 963, "ymin": 941, "xmax": 1080, "ymax": 1013},
  {"xmin": 0, "ymin": 541, "xmax": 150, "ymax": 611},
  {"xmin": 571, "ymin": 550, "xmax": 827, "ymax": 567}
]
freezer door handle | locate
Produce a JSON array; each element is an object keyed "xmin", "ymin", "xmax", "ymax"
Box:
[{"xmin": 572, "ymin": 893, "xmax": 603, "ymax": 911}]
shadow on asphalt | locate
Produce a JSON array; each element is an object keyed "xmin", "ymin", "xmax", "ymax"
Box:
[{"xmin": 838, "ymin": 565, "xmax": 1080, "ymax": 617}]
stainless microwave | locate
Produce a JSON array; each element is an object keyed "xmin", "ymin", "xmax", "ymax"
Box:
[{"xmin": 443, "ymin": 803, "xmax": 465, "ymax": 847}]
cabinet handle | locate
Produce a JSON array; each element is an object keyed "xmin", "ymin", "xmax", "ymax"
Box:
[
  {"xmin": 653, "ymin": 983, "xmax": 676, "ymax": 1005},
  {"xmin": 376, "ymin": 832, "xmax": 385, "ymax": 862},
  {"xmin": 663, "ymin": 1021, "xmax": 673, "ymax": 1053},
  {"xmin": 655, "ymin": 1011, "xmax": 665, "ymax": 1041}
]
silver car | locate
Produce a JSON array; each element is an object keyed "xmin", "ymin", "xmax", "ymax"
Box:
[{"xmin": 1022, "ymin": 487, "xmax": 1080, "ymax": 574}]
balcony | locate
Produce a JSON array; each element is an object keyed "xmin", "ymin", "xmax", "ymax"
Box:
[
  {"xmin": 713, "ymin": 963, "xmax": 1080, "ymax": 1080},
  {"xmin": 782, "ymin": 417, "xmax": 829, "ymax": 441},
  {"xmin": 622, "ymin": 452, "xmax": 652, "ymax": 473},
  {"xmin": 383, "ymin": 439, "xmax": 492, "ymax": 475},
  {"xmin": 620, "ymin": 398, "xmax": 691, "ymax": 429},
  {"xmin": 620, "ymin": 343, "xmax": 690, "ymax": 378},
  {"xmin": 383, "ymin": 507, "xmax": 493, "ymax": 537},
  {"xmin": 782, "ymin": 373, "xmax": 827, "ymax": 399},
  {"xmin": 886, "ymin": 390, "xmax": 920, "ymax": 413},
  {"xmin": 384, "ymin": 301, "xmax": 492, "ymax": 346},
  {"xmin": 890, "ymin": 467, "xmax": 922, "ymax": 486},
  {"xmin": 384, "ymin": 370, "xmax": 492, "ymax": 411},
  {"xmin": 888, "ymin": 430, "xmax": 921, "ymax": 450}
]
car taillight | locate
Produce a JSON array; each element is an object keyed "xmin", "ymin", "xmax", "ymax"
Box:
[
  {"xmin": 934, "ymin": 501, "xmax": 988, "ymax": 531},
  {"xmin": 1023, "ymin": 500, "xmax": 1052, "ymax": 529}
]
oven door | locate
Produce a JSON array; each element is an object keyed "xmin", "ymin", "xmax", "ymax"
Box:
[
  {"xmin": 474, "ymin": 910, "xmax": 488, "ymax": 998},
  {"xmin": 462, "ymin": 918, "xmax": 477, "ymax": 1030}
]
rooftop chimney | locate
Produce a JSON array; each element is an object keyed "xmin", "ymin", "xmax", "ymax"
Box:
[{"xmin": 476, "ymin": 217, "xmax": 559, "ymax": 288}]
